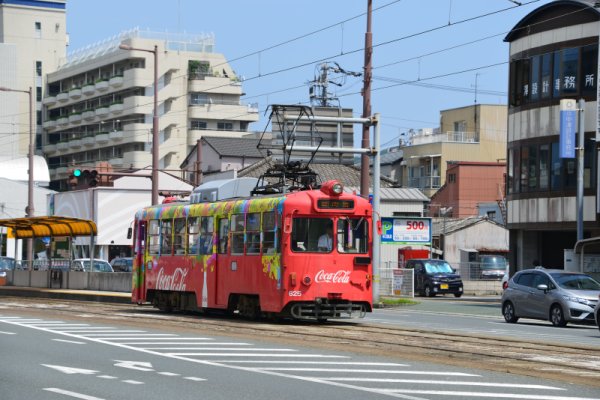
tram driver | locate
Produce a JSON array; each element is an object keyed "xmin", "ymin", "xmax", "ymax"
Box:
[{"xmin": 317, "ymin": 224, "xmax": 333, "ymax": 252}]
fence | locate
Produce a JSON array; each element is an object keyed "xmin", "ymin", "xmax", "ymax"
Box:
[
  {"xmin": 380, "ymin": 262, "xmax": 414, "ymax": 298},
  {"xmin": 454, "ymin": 262, "xmax": 508, "ymax": 281}
]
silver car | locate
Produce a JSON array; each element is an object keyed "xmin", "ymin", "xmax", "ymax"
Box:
[{"xmin": 501, "ymin": 268, "xmax": 600, "ymax": 327}]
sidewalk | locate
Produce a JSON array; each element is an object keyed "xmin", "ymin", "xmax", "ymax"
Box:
[{"xmin": 0, "ymin": 285, "xmax": 131, "ymax": 304}]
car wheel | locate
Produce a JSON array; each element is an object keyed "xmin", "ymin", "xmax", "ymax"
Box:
[
  {"xmin": 424, "ymin": 285, "xmax": 435, "ymax": 297},
  {"xmin": 502, "ymin": 301, "xmax": 519, "ymax": 323},
  {"xmin": 550, "ymin": 304, "xmax": 567, "ymax": 327},
  {"xmin": 454, "ymin": 293, "xmax": 462, "ymax": 298}
]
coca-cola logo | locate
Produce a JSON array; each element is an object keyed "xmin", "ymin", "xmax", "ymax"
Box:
[
  {"xmin": 314, "ymin": 269, "xmax": 351, "ymax": 284},
  {"xmin": 156, "ymin": 267, "xmax": 188, "ymax": 291}
]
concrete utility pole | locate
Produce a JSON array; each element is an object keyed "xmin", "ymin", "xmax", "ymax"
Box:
[
  {"xmin": 576, "ymin": 99, "xmax": 585, "ymax": 241},
  {"xmin": 360, "ymin": 0, "xmax": 373, "ymax": 199}
]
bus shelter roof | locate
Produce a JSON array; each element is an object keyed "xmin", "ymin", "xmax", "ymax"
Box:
[{"xmin": 0, "ymin": 216, "xmax": 97, "ymax": 239}]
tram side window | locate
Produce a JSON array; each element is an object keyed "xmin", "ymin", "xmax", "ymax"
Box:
[
  {"xmin": 187, "ymin": 217, "xmax": 200, "ymax": 255},
  {"xmin": 291, "ymin": 218, "xmax": 333, "ymax": 253},
  {"xmin": 173, "ymin": 218, "xmax": 186, "ymax": 255},
  {"xmin": 230, "ymin": 214, "xmax": 244, "ymax": 255},
  {"xmin": 218, "ymin": 218, "xmax": 229, "ymax": 254},
  {"xmin": 199, "ymin": 216, "xmax": 214, "ymax": 255},
  {"xmin": 161, "ymin": 219, "xmax": 172, "ymax": 256},
  {"xmin": 337, "ymin": 217, "xmax": 369, "ymax": 254},
  {"xmin": 246, "ymin": 213, "xmax": 261, "ymax": 255},
  {"xmin": 148, "ymin": 219, "xmax": 160, "ymax": 255},
  {"xmin": 262, "ymin": 211, "xmax": 278, "ymax": 255}
]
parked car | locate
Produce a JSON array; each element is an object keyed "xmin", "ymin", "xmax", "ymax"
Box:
[
  {"xmin": 502, "ymin": 267, "xmax": 600, "ymax": 327},
  {"xmin": 71, "ymin": 259, "xmax": 114, "ymax": 273},
  {"xmin": 0, "ymin": 256, "xmax": 17, "ymax": 271},
  {"xmin": 479, "ymin": 255, "xmax": 509, "ymax": 280},
  {"xmin": 595, "ymin": 299, "xmax": 600, "ymax": 332},
  {"xmin": 405, "ymin": 258, "xmax": 464, "ymax": 297},
  {"xmin": 110, "ymin": 257, "xmax": 133, "ymax": 272}
]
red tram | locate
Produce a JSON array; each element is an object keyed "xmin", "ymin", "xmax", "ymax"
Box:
[{"xmin": 131, "ymin": 180, "xmax": 373, "ymax": 320}]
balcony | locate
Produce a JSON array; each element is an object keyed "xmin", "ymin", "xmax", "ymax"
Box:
[
  {"xmin": 56, "ymin": 166, "xmax": 68, "ymax": 175},
  {"xmin": 82, "ymin": 84, "xmax": 95, "ymax": 95},
  {"xmin": 410, "ymin": 131, "xmax": 479, "ymax": 146},
  {"xmin": 57, "ymin": 117, "xmax": 69, "ymax": 126},
  {"xmin": 43, "ymin": 119, "xmax": 56, "ymax": 129},
  {"xmin": 109, "ymin": 157, "xmax": 124, "ymax": 166},
  {"xmin": 95, "ymin": 106, "xmax": 109, "ymax": 117},
  {"xmin": 409, "ymin": 175, "xmax": 441, "ymax": 190},
  {"xmin": 71, "ymin": 139, "xmax": 82, "ymax": 148},
  {"xmin": 95, "ymin": 79, "xmax": 109, "ymax": 91},
  {"xmin": 69, "ymin": 88, "xmax": 82, "ymax": 99},
  {"xmin": 44, "ymin": 143, "xmax": 57, "ymax": 153},
  {"xmin": 109, "ymin": 75, "xmax": 123, "ymax": 87},
  {"xmin": 68, "ymin": 113, "xmax": 82, "ymax": 124},
  {"xmin": 109, "ymin": 130, "xmax": 124, "ymax": 141},
  {"xmin": 109, "ymin": 102, "xmax": 124, "ymax": 114},
  {"xmin": 57, "ymin": 141, "xmax": 69, "ymax": 151},
  {"xmin": 82, "ymin": 136, "xmax": 94, "ymax": 146},
  {"xmin": 57, "ymin": 92, "xmax": 69, "ymax": 102},
  {"xmin": 82, "ymin": 110, "xmax": 95, "ymax": 120},
  {"xmin": 96, "ymin": 132, "xmax": 109, "ymax": 144},
  {"xmin": 42, "ymin": 96, "xmax": 57, "ymax": 106}
]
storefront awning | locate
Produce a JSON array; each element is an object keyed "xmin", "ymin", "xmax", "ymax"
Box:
[{"xmin": 0, "ymin": 216, "xmax": 97, "ymax": 239}]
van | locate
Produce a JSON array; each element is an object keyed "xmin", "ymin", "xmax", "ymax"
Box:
[{"xmin": 405, "ymin": 258, "xmax": 464, "ymax": 297}]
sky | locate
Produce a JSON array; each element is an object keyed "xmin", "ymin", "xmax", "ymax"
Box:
[{"xmin": 66, "ymin": 0, "xmax": 555, "ymax": 149}]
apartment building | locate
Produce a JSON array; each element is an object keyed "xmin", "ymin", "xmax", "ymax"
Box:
[
  {"xmin": 505, "ymin": 0, "xmax": 599, "ymax": 269},
  {"xmin": 42, "ymin": 29, "xmax": 259, "ymax": 191},
  {"xmin": 397, "ymin": 104, "xmax": 507, "ymax": 198},
  {"xmin": 0, "ymin": 0, "xmax": 67, "ymax": 157}
]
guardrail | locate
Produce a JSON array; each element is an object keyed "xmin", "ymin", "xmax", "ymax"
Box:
[{"xmin": 5, "ymin": 270, "xmax": 132, "ymax": 293}]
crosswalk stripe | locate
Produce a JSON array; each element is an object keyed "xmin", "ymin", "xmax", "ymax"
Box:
[
  {"xmin": 379, "ymin": 389, "xmax": 599, "ymax": 400},
  {"xmin": 217, "ymin": 361, "xmax": 409, "ymax": 366},
  {"xmin": 322, "ymin": 378, "xmax": 563, "ymax": 390},
  {"xmin": 140, "ymin": 347, "xmax": 296, "ymax": 351},
  {"xmin": 257, "ymin": 368, "xmax": 477, "ymax": 376},
  {"xmin": 167, "ymin": 353, "xmax": 349, "ymax": 358}
]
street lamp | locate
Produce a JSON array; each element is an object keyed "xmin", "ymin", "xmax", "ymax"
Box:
[
  {"xmin": 119, "ymin": 43, "xmax": 159, "ymax": 205},
  {"xmin": 0, "ymin": 86, "xmax": 34, "ymax": 266}
]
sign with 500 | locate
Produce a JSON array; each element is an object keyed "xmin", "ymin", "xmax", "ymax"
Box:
[{"xmin": 380, "ymin": 217, "xmax": 432, "ymax": 244}]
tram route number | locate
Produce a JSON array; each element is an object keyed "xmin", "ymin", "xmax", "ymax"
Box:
[{"xmin": 288, "ymin": 290, "xmax": 302, "ymax": 297}]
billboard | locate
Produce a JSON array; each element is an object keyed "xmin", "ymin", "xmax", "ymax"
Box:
[{"xmin": 381, "ymin": 217, "xmax": 432, "ymax": 244}]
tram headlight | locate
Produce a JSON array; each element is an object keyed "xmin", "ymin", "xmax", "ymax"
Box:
[
  {"xmin": 302, "ymin": 275, "xmax": 312, "ymax": 286},
  {"xmin": 332, "ymin": 182, "xmax": 343, "ymax": 195}
]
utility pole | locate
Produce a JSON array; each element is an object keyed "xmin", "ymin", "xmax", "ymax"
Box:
[{"xmin": 360, "ymin": 0, "xmax": 373, "ymax": 199}]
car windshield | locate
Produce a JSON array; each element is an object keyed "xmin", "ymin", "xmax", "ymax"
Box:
[
  {"xmin": 81, "ymin": 260, "xmax": 112, "ymax": 272},
  {"xmin": 424, "ymin": 261, "xmax": 453, "ymax": 274},
  {"xmin": 0, "ymin": 257, "xmax": 15, "ymax": 270},
  {"xmin": 480, "ymin": 255, "xmax": 507, "ymax": 270},
  {"xmin": 549, "ymin": 273, "xmax": 600, "ymax": 290}
]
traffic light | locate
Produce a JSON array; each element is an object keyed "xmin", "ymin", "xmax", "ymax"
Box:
[
  {"xmin": 81, "ymin": 169, "xmax": 99, "ymax": 187},
  {"xmin": 68, "ymin": 169, "xmax": 80, "ymax": 187}
]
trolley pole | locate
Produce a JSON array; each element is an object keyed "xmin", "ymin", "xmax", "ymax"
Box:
[{"xmin": 372, "ymin": 113, "xmax": 381, "ymax": 304}]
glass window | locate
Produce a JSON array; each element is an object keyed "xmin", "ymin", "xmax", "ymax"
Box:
[
  {"xmin": 521, "ymin": 58, "xmax": 530, "ymax": 104},
  {"xmin": 218, "ymin": 218, "xmax": 228, "ymax": 254},
  {"xmin": 36, "ymin": 87, "xmax": 42, "ymax": 102},
  {"xmin": 199, "ymin": 216, "xmax": 213, "ymax": 255},
  {"xmin": 520, "ymin": 146, "xmax": 529, "ymax": 191},
  {"xmin": 337, "ymin": 217, "xmax": 369, "ymax": 254},
  {"xmin": 187, "ymin": 217, "xmax": 200, "ymax": 255},
  {"xmin": 507, "ymin": 148, "xmax": 514, "ymax": 194},
  {"xmin": 541, "ymin": 53, "xmax": 551, "ymax": 99},
  {"xmin": 582, "ymin": 44, "xmax": 598, "ymax": 96},
  {"xmin": 553, "ymin": 51, "xmax": 562, "ymax": 97},
  {"xmin": 148, "ymin": 220, "xmax": 160, "ymax": 255},
  {"xmin": 173, "ymin": 218, "xmax": 186, "ymax": 255},
  {"xmin": 527, "ymin": 145, "xmax": 538, "ymax": 190},
  {"xmin": 513, "ymin": 147, "xmax": 521, "ymax": 193},
  {"xmin": 584, "ymin": 137, "xmax": 595, "ymax": 189},
  {"xmin": 217, "ymin": 122, "xmax": 233, "ymax": 131},
  {"xmin": 230, "ymin": 214, "xmax": 244, "ymax": 255},
  {"xmin": 291, "ymin": 218, "xmax": 333, "ymax": 253},
  {"xmin": 563, "ymin": 158, "xmax": 577, "ymax": 189},
  {"xmin": 530, "ymin": 55, "xmax": 540, "ymax": 101},
  {"xmin": 161, "ymin": 220, "xmax": 172, "ymax": 256},
  {"xmin": 262, "ymin": 212, "xmax": 279, "ymax": 255},
  {"xmin": 246, "ymin": 213, "xmax": 260, "ymax": 255},
  {"xmin": 191, "ymin": 120, "xmax": 207, "ymax": 130},
  {"xmin": 561, "ymin": 48, "xmax": 579, "ymax": 95},
  {"xmin": 539, "ymin": 144, "xmax": 549, "ymax": 190},
  {"xmin": 190, "ymin": 93, "xmax": 208, "ymax": 105},
  {"xmin": 551, "ymin": 142, "xmax": 561, "ymax": 190},
  {"xmin": 36, "ymin": 61, "xmax": 42, "ymax": 77},
  {"xmin": 515, "ymin": 272, "xmax": 535, "ymax": 288}
]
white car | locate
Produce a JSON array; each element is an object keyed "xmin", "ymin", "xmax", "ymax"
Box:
[
  {"xmin": 501, "ymin": 273, "xmax": 509, "ymax": 290},
  {"xmin": 71, "ymin": 259, "xmax": 113, "ymax": 272}
]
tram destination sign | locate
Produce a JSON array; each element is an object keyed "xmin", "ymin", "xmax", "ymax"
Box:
[{"xmin": 381, "ymin": 217, "xmax": 432, "ymax": 244}]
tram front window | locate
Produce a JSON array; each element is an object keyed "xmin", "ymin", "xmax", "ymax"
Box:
[
  {"xmin": 291, "ymin": 218, "xmax": 333, "ymax": 253},
  {"xmin": 337, "ymin": 217, "xmax": 369, "ymax": 253}
]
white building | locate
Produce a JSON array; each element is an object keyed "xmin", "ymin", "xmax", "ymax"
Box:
[
  {"xmin": 43, "ymin": 28, "xmax": 259, "ymax": 191},
  {"xmin": 0, "ymin": 0, "xmax": 67, "ymax": 158}
]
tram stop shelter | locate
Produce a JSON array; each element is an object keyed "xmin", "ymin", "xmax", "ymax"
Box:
[{"xmin": 0, "ymin": 216, "xmax": 97, "ymax": 282}]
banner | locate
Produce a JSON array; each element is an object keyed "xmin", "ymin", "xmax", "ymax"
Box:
[{"xmin": 559, "ymin": 99, "xmax": 577, "ymax": 159}]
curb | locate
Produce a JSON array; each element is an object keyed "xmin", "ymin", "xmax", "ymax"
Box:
[{"xmin": 0, "ymin": 286, "xmax": 131, "ymax": 304}]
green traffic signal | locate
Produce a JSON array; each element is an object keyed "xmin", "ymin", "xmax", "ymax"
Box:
[{"xmin": 73, "ymin": 169, "xmax": 82, "ymax": 177}]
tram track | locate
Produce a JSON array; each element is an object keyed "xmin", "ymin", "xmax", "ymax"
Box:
[{"xmin": 2, "ymin": 296, "xmax": 600, "ymax": 388}]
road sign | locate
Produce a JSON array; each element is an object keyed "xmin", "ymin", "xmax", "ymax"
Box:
[{"xmin": 381, "ymin": 217, "xmax": 431, "ymax": 244}]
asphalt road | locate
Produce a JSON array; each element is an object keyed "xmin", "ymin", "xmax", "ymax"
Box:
[
  {"xmin": 364, "ymin": 297, "xmax": 600, "ymax": 348},
  {"xmin": 1, "ymin": 308, "xmax": 600, "ymax": 400}
]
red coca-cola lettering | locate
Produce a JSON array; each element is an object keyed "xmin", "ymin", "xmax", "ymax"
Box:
[
  {"xmin": 156, "ymin": 267, "xmax": 188, "ymax": 291},
  {"xmin": 314, "ymin": 269, "xmax": 351, "ymax": 284}
]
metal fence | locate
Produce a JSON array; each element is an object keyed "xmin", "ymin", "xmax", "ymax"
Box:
[
  {"xmin": 379, "ymin": 262, "xmax": 414, "ymax": 298},
  {"xmin": 454, "ymin": 262, "xmax": 508, "ymax": 281}
]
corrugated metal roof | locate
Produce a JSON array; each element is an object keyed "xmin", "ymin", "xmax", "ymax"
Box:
[
  {"xmin": 203, "ymin": 137, "xmax": 266, "ymax": 158},
  {"xmin": 345, "ymin": 186, "xmax": 429, "ymax": 202},
  {"xmin": 431, "ymin": 216, "xmax": 506, "ymax": 236},
  {"xmin": 0, "ymin": 216, "xmax": 97, "ymax": 239}
]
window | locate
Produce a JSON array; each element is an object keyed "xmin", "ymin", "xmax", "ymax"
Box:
[
  {"xmin": 217, "ymin": 122, "xmax": 233, "ymax": 131},
  {"xmin": 190, "ymin": 93, "xmax": 208, "ymax": 105},
  {"xmin": 173, "ymin": 218, "xmax": 186, "ymax": 255},
  {"xmin": 191, "ymin": 120, "xmax": 207, "ymax": 130},
  {"xmin": 291, "ymin": 218, "xmax": 333, "ymax": 253},
  {"xmin": 551, "ymin": 142, "xmax": 561, "ymax": 190},
  {"xmin": 507, "ymin": 149, "xmax": 514, "ymax": 194},
  {"xmin": 246, "ymin": 213, "xmax": 260, "ymax": 255},
  {"xmin": 561, "ymin": 48, "xmax": 579, "ymax": 95},
  {"xmin": 539, "ymin": 144, "xmax": 549, "ymax": 190},
  {"xmin": 35, "ymin": 21, "xmax": 41, "ymax": 38},
  {"xmin": 520, "ymin": 146, "xmax": 529, "ymax": 191},
  {"xmin": 515, "ymin": 272, "xmax": 535, "ymax": 287},
  {"xmin": 187, "ymin": 217, "xmax": 200, "ymax": 255},
  {"xmin": 148, "ymin": 220, "xmax": 160, "ymax": 255},
  {"xmin": 337, "ymin": 217, "xmax": 368, "ymax": 254},
  {"xmin": 199, "ymin": 216, "xmax": 214, "ymax": 255},
  {"xmin": 36, "ymin": 61, "xmax": 42, "ymax": 77},
  {"xmin": 530, "ymin": 55, "xmax": 540, "ymax": 102},
  {"xmin": 582, "ymin": 44, "xmax": 598, "ymax": 96},
  {"xmin": 448, "ymin": 173, "xmax": 456, "ymax": 183},
  {"xmin": 487, "ymin": 211, "xmax": 496, "ymax": 220},
  {"xmin": 36, "ymin": 87, "xmax": 42, "ymax": 102},
  {"xmin": 230, "ymin": 214, "xmax": 244, "ymax": 255},
  {"xmin": 218, "ymin": 218, "xmax": 228, "ymax": 254},
  {"xmin": 527, "ymin": 145, "xmax": 538, "ymax": 190},
  {"xmin": 540, "ymin": 53, "xmax": 551, "ymax": 99},
  {"xmin": 161, "ymin": 220, "xmax": 172, "ymax": 256},
  {"xmin": 262, "ymin": 212, "xmax": 278, "ymax": 255}
]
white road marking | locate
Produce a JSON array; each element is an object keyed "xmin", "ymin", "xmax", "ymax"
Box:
[
  {"xmin": 102, "ymin": 337, "xmax": 213, "ymax": 341},
  {"xmin": 121, "ymin": 380, "xmax": 144, "ymax": 385},
  {"xmin": 212, "ymin": 361, "xmax": 409, "ymax": 366},
  {"xmin": 42, "ymin": 364, "xmax": 97, "ymax": 375},
  {"xmin": 142, "ymin": 347, "xmax": 296, "ymax": 351},
  {"xmin": 44, "ymin": 388, "xmax": 105, "ymax": 400},
  {"xmin": 323, "ymin": 378, "xmax": 563, "ymax": 390},
  {"xmin": 81, "ymin": 333, "xmax": 175, "ymax": 337},
  {"xmin": 96, "ymin": 375, "xmax": 118, "ymax": 379},
  {"xmin": 60, "ymin": 330, "xmax": 146, "ymax": 334},
  {"xmin": 184, "ymin": 377, "xmax": 207, "ymax": 381},
  {"xmin": 0, "ymin": 330, "xmax": 16, "ymax": 335},
  {"xmin": 255, "ymin": 368, "xmax": 478, "ymax": 376},
  {"xmin": 158, "ymin": 372, "xmax": 180, "ymax": 376},
  {"xmin": 141, "ymin": 343, "xmax": 251, "ymax": 347},
  {"xmin": 166, "ymin": 353, "xmax": 349, "ymax": 358},
  {"xmin": 52, "ymin": 339, "xmax": 86, "ymax": 345},
  {"xmin": 380, "ymin": 390, "xmax": 600, "ymax": 400},
  {"xmin": 114, "ymin": 360, "xmax": 154, "ymax": 372}
]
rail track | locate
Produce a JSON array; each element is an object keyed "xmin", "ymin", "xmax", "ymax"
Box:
[{"xmin": 2, "ymin": 296, "xmax": 599, "ymax": 388}]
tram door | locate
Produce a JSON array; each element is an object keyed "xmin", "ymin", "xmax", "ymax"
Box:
[
  {"xmin": 214, "ymin": 218, "xmax": 229, "ymax": 306},
  {"xmin": 133, "ymin": 221, "xmax": 147, "ymax": 303}
]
